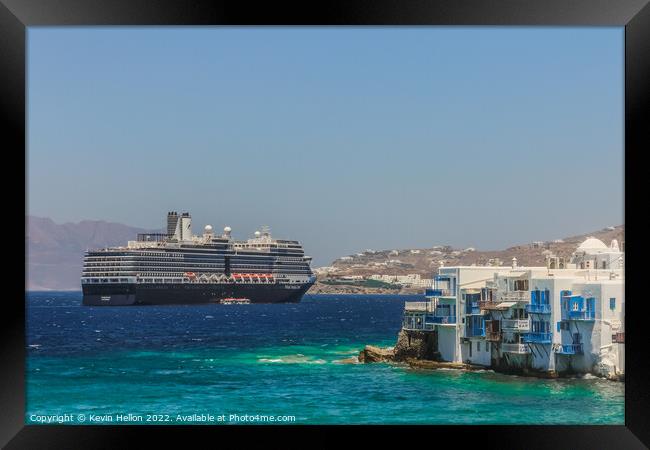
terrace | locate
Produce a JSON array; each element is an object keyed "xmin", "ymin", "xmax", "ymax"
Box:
[
  {"xmin": 522, "ymin": 332, "xmax": 552, "ymax": 344},
  {"xmin": 562, "ymin": 310, "xmax": 596, "ymax": 321},
  {"xmin": 425, "ymin": 288, "xmax": 455, "ymax": 298},
  {"xmin": 526, "ymin": 303, "xmax": 551, "ymax": 314},
  {"xmin": 555, "ymin": 344, "xmax": 584, "ymax": 355},
  {"xmin": 500, "ymin": 291, "xmax": 529, "ymax": 303},
  {"xmin": 428, "ymin": 315, "xmax": 457, "ymax": 325},
  {"xmin": 501, "ymin": 318, "xmax": 530, "ymax": 332},
  {"xmin": 404, "ymin": 301, "xmax": 433, "ymax": 312}
]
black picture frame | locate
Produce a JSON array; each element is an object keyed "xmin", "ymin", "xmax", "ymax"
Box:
[{"xmin": 3, "ymin": 0, "xmax": 648, "ymax": 447}]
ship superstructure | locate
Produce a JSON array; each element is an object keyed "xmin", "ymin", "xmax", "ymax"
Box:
[{"xmin": 81, "ymin": 211, "xmax": 315, "ymax": 305}]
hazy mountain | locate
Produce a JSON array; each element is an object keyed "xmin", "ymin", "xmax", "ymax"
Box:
[{"xmin": 26, "ymin": 216, "xmax": 158, "ymax": 291}]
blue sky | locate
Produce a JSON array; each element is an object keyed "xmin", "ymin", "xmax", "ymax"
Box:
[{"xmin": 27, "ymin": 27, "xmax": 623, "ymax": 266}]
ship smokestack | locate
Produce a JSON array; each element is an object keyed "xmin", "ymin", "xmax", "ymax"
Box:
[
  {"xmin": 167, "ymin": 211, "xmax": 180, "ymax": 240},
  {"xmin": 180, "ymin": 212, "xmax": 192, "ymax": 241}
]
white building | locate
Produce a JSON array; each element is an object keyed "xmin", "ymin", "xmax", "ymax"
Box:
[
  {"xmin": 402, "ymin": 237, "xmax": 624, "ymax": 379},
  {"xmin": 368, "ymin": 273, "xmax": 433, "ymax": 288},
  {"xmin": 313, "ymin": 266, "xmax": 337, "ymax": 275}
]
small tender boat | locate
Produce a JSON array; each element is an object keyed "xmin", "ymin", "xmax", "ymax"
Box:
[{"xmin": 220, "ymin": 297, "xmax": 251, "ymax": 305}]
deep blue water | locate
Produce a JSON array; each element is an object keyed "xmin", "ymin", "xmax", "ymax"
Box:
[{"xmin": 26, "ymin": 292, "xmax": 624, "ymax": 425}]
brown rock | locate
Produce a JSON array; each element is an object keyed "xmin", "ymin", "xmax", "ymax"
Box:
[
  {"xmin": 359, "ymin": 345, "xmax": 394, "ymax": 363},
  {"xmin": 335, "ymin": 357, "xmax": 359, "ymax": 364}
]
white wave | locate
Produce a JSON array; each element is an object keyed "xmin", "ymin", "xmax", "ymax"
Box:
[
  {"xmin": 576, "ymin": 373, "xmax": 599, "ymax": 380},
  {"xmin": 258, "ymin": 355, "xmax": 327, "ymax": 365}
]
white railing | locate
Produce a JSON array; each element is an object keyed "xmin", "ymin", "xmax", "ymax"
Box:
[
  {"xmin": 500, "ymin": 291, "xmax": 529, "ymax": 302},
  {"xmin": 402, "ymin": 321, "xmax": 436, "ymax": 331},
  {"xmin": 404, "ymin": 301, "xmax": 433, "ymax": 312},
  {"xmin": 501, "ymin": 319, "xmax": 530, "ymax": 331},
  {"xmin": 501, "ymin": 343, "xmax": 530, "ymax": 354}
]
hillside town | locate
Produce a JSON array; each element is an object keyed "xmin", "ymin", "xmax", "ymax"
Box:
[{"xmin": 308, "ymin": 225, "xmax": 624, "ymax": 294}]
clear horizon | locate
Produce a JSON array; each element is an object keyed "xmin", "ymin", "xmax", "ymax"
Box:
[{"xmin": 28, "ymin": 27, "xmax": 624, "ymax": 266}]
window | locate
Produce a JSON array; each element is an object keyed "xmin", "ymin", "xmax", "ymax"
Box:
[
  {"xmin": 610, "ymin": 298, "xmax": 616, "ymax": 310},
  {"xmin": 476, "ymin": 341, "xmax": 480, "ymax": 352},
  {"xmin": 587, "ymin": 297, "xmax": 595, "ymax": 313},
  {"xmin": 469, "ymin": 342, "xmax": 472, "ymax": 357}
]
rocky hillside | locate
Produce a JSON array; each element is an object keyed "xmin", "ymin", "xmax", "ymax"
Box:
[
  {"xmin": 26, "ymin": 216, "xmax": 158, "ymax": 290},
  {"xmin": 309, "ymin": 225, "xmax": 624, "ymax": 294}
]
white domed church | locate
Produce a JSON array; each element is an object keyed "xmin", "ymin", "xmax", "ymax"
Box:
[{"xmin": 571, "ymin": 237, "xmax": 623, "ymax": 270}]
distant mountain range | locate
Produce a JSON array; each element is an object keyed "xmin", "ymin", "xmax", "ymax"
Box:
[{"xmin": 26, "ymin": 216, "xmax": 158, "ymax": 290}]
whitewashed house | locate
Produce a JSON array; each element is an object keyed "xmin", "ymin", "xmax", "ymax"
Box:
[{"xmin": 402, "ymin": 237, "xmax": 624, "ymax": 378}]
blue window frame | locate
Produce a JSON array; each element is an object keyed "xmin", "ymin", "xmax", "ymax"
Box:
[
  {"xmin": 587, "ymin": 297, "xmax": 595, "ymax": 312},
  {"xmin": 610, "ymin": 298, "xmax": 616, "ymax": 310}
]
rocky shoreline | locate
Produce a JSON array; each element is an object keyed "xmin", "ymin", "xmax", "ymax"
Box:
[{"xmin": 359, "ymin": 330, "xmax": 624, "ymax": 382}]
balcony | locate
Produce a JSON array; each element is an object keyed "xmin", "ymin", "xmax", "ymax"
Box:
[
  {"xmin": 522, "ymin": 332, "xmax": 552, "ymax": 344},
  {"xmin": 526, "ymin": 304, "xmax": 551, "ymax": 314},
  {"xmin": 402, "ymin": 321, "xmax": 436, "ymax": 331},
  {"xmin": 555, "ymin": 344, "xmax": 584, "ymax": 355},
  {"xmin": 500, "ymin": 291, "xmax": 529, "ymax": 302},
  {"xmin": 466, "ymin": 326, "xmax": 486, "ymax": 338},
  {"xmin": 501, "ymin": 343, "xmax": 530, "ymax": 354},
  {"xmin": 428, "ymin": 315, "xmax": 456, "ymax": 325},
  {"xmin": 501, "ymin": 319, "xmax": 530, "ymax": 332},
  {"xmin": 478, "ymin": 300, "xmax": 501, "ymax": 310},
  {"xmin": 561, "ymin": 310, "xmax": 595, "ymax": 321},
  {"xmin": 425, "ymin": 288, "xmax": 455, "ymax": 298},
  {"xmin": 404, "ymin": 301, "xmax": 433, "ymax": 312}
]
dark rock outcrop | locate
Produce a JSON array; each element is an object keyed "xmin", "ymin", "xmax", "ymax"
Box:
[{"xmin": 393, "ymin": 329, "xmax": 440, "ymax": 362}]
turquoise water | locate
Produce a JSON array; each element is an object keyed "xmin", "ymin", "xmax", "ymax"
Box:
[{"xmin": 26, "ymin": 293, "xmax": 624, "ymax": 425}]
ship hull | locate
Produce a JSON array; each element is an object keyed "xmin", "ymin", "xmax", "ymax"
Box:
[{"xmin": 82, "ymin": 282, "xmax": 313, "ymax": 306}]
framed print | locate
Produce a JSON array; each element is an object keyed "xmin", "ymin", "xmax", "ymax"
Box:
[{"xmin": 2, "ymin": 0, "xmax": 649, "ymax": 447}]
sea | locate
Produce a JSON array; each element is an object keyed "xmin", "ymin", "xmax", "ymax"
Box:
[{"xmin": 26, "ymin": 292, "xmax": 624, "ymax": 425}]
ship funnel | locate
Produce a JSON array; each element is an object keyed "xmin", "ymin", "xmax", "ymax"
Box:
[
  {"xmin": 180, "ymin": 212, "xmax": 192, "ymax": 241},
  {"xmin": 167, "ymin": 211, "xmax": 180, "ymax": 240}
]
